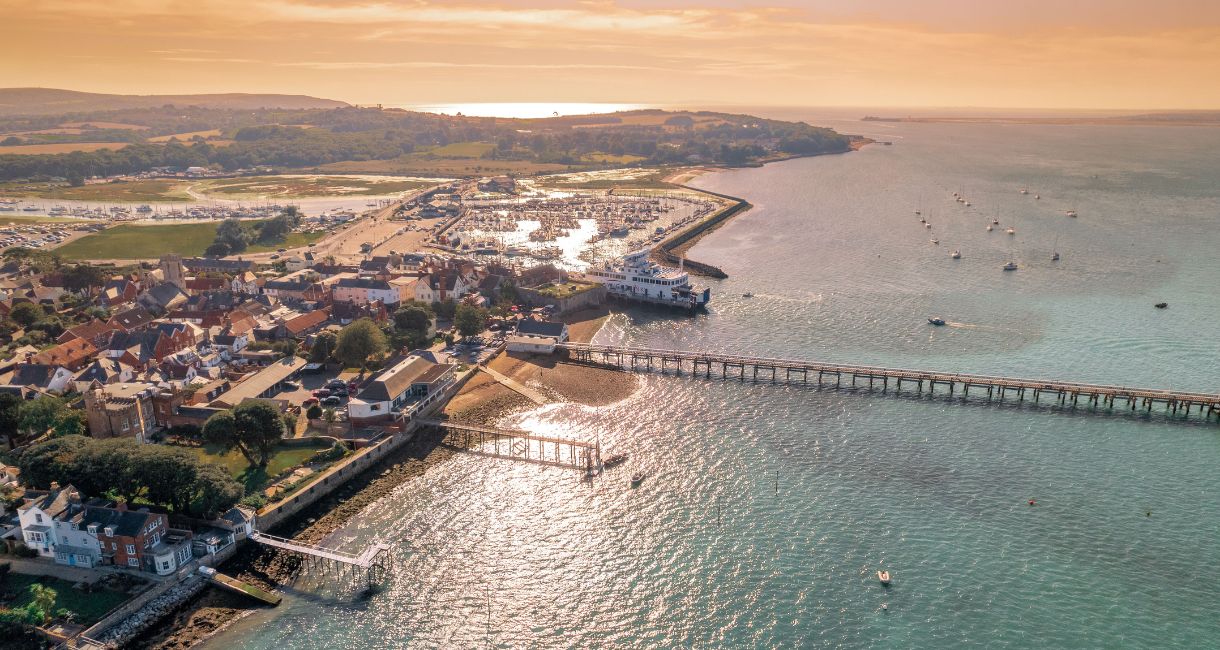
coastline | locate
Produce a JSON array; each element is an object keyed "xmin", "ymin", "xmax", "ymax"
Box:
[
  {"xmin": 134, "ymin": 308, "xmax": 632, "ymax": 649},
  {"xmin": 652, "ymin": 140, "xmax": 870, "ymax": 277}
]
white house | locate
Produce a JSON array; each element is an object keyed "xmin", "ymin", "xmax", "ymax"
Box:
[
  {"xmin": 333, "ymin": 278, "xmax": 401, "ymax": 306},
  {"xmin": 506, "ymin": 319, "xmax": 569, "ymax": 354},
  {"xmin": 230, "ymin": 271, "xmax": 260, "ymax": 295},
  {"xmin": 17, "ymin": 485, "xmax": 81, "ymax": 558}
]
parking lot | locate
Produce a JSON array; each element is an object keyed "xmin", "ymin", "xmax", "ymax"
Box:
[{"xmin": 270, "ymin": 365, "xmax": 364, "ymax": 429}]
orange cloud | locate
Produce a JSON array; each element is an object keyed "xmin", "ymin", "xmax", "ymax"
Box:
[{"xmin": 2, "ymin": 0, "xmax": 1218, "ymax": 109}]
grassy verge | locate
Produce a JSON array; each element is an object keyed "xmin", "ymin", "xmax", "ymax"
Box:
[
  {"xmin": 182, "ymin": 442, "xmax": 327, "ymax": 494},
  {"xmin": 191, "ymin": 175, "xmax": 431, "ymax": 198},
  {"xmin": 0, "ymin": 215, "xmax": 93, "ymax": 225},
  {"xmin": 2, "ymin": 574, "xmax": 131, "ymax": 626}
]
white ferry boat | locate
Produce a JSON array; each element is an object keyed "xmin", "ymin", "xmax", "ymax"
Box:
[{"xmin": 585, "ymin": 249, "xmax": 711, "ymax": 310}]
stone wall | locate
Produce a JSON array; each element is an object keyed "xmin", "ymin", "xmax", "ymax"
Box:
[{"xmin": 518, "ymin": 283, "xmax": 606, "ymax": 315}]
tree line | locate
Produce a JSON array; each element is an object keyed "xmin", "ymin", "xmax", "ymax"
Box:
[{"xmin": 17, "ymin": 435, "xmax": 244, "ymax": 519}]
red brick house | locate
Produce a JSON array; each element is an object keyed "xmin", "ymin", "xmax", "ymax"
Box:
[
  {"xmin": 31, "ymin": 338, "xmax": 98, "ymax": 371},
  {"xmin": 79, "ymin": 503, "xmax": 193, "ymax": 575},
  {"xmin": 57, "ymin": 319, "xmax": 119, "ymax": 347}
]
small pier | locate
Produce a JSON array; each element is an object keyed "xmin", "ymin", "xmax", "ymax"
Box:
[
  {"xmin": 207, "ymin": 570, "xmax": 283, "ymax": 606},
  {"xmin": 248, "ymin": 531, "xmax": 393, "ymax": 590},
  {"xmin": 559, "ymin": 343, "xmax": 1220, "ymax": 423},
  {"xmin": 419, "ymin": 417, "xmax": 601, "ymax": 471}
]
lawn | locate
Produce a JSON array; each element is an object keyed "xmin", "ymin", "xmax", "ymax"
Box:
[
  {"xmin": 534, "ymin": 281, "xmax": 600, "ymax": 298},
  {"xmin": 55, "ymin": 220, "xmax": 326, "ymax": 260},
  {"xmin": 55, "ymin": 222, "xmax": 219, "ymax": 259},
  {"xmin": 183, "ymin": 442, "xmax": 326, "ymax": 494},
  {"xmin": 3, "ymin": 574, "xmax": 131, "ymax": 625}
]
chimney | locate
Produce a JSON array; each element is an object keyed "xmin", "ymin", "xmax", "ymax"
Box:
[{"xmin": 50, "ymin": 481, "xmax": 60, "ymax": 490}]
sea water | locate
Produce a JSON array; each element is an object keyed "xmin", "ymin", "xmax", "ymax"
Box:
[{"xmin": 202, "ymin": 118, "xmax": 1220, "ymax": 649}]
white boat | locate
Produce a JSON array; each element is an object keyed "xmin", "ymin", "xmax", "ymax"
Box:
[
  {"xmin": 986, "ymin": 225, "xmax": 994, "ymax": 231},
  {"xmin": 585, "ymin": 248, "xmax": 710, "ymax": 310},
  {"xmin": 924, "ymin": 223, "xmax": 932, "ymax": 229},
  {"xmin": 1006, "ymin": 228, "xmax": 1016, "ymax": 235},
  {"xmin": 1003, "ymin": 261, "xmax": 1018, "ymax": 271},
  {"xmin": 1065, "ymin": 210, "xmax": 1077, "ymax": 218},
  {"xmin": 1020, "ymin": 188, "xmax": 1029, "ymax": 195},
  {"xmin": 950, "ymin": 249, "xmax": 961, "ymax": 259},
  {"xmin": 878, "ymin": 570, "xmax": 892, "ymax": 585}
]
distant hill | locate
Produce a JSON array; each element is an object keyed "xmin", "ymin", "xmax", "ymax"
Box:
[{"xmin": 0, "ymin": 88, "xmax": 348, "ymax": 116}]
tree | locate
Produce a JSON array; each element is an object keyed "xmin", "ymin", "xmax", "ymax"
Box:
[
  {"xmin": 0, "ymin": 393, "xmax": 20, "ymax": 436},
  {"xmin": 394, "ymin": 305, "xmax": 432, "ymax": 333},
  {"xmin": 214, "ymin": 218, "xmax": 249, "ymax": 253},
  {"xmin": 28, "ymin": 583, "xmax": 57, "ymax": 625},
  {"xmin": 192, "ymin": 463, "xmax": 243, "ymax": 519},
  {"xmin": 335, "ymin": 318, "xmax": 387, "ymax": 369},
  {"xmin": 16, "ymin": 435, "xmax": 88, "ymax": 488},
  {"xmin": 310, "ymin": 331, "xmax": 336, "ymax": 362},
  {"xmin": 18, "ymin": 397, "xmax": 77, "ymax": 436},
  {"xmin": 9, "ymin": 302, "xmax": 44, "ymax": 327},
  {"xmin": 306, "ymin": 404, "xmax": 323, "ymax": 420},
  {"xmin": 204, "ymin": 401, "xmax": 285, "ymax": 467},
  {"xmin": 138, "ymin": 445, "xmax": 199, "ymax": 514},
  {"xmin": 454, "ymin": 304, "xmax": 488, "ymax": 339},
  {"xmin": 204, "ymin": 241, "xmax": 231, "ymax": 258},
  {"xmin": 63, "ymin": 264, "xmax": 107, "ymax": 296},
  {"xmin": 322, "ymin": 408, "xmax": 337, "ymax": 435}
]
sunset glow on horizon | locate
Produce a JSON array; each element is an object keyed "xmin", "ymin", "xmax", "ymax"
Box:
[{"xmin": 4, "ymin": 0, "xmax": 1220, "ymax": 110}]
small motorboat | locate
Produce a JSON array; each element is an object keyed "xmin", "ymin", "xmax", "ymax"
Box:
[
  {"xmin": 1052, "ymin": 251, "xmax": 1060, "ymax": 261},
  {"xmin": 924, "ymin": 223, "xmax": 932, "ymax": 229},
  {"xmin": 928, "ymin": 317, "xmax": 946, "ymax": 326},
  {"xmin": 986, "ymin": 225, "xmax": 994, "ymax": 231},
  {"xmin": 992, "ymin": 218, "xmax": 1000, "ymax": 225},
  {"xmin": 1034, "ymin": 194, "xmax": 1041, "ymax": 200},
  {"xmin": 1003, "ymin": 261, "xmax": 1019, "ymax": 271},
  {"xmin": 741, "ymin": 293, "xmax": 754, "ymax": 298},
  {"xmin": 630, "ymin": 472, "xmax": 645, "ymax": 487},
  {"xmin": 930, "ymin": 238, "xmax": 939, "ymax": 244},
  {"xmin": 950, "ymin": 249, "xmax": 961, "ymax": 259},
  {"xmin": 602, "ymin": 453, "xmax": 628, "ymax": 469},
  {"xmin": 1006, "ymin": 227, "xmax": 1016, "ymax": 235},
  {"xmin": 877, "ymin": 570, "xmax": 892, "ymax": 586},
  {"xmin": 1155, "ymin": 302, "xmax": 1168, "ymax": 309},
  {"xmin": 1065, "ymin": 210, "xmax": 1077, "ymax": 218}
]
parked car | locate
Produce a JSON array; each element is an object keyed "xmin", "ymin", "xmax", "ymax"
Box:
[
  {"xmin": 330, "ymin": 387, "xmax": 348, "ymax": 397},
  {"xmin": 302, "ymin": 397, "xmax": 319, "ymax": 407},
  {"xmin": 326, "ymin": 379, "xmax": 347, "ymax": 389},
  {"xmin": 277, "ymin": 248, "xmax": 287, "ymax": 253},
  {"xmin": 282, "ymin": 381, "xmax": 300, "ymax": 390},
  {"xmin": 321, "ymin": 395, "xmax": 343, "ymax": 407},
  {"xmin": 312, "ymin": 388, "xmax": 331, "ymax": 398}
]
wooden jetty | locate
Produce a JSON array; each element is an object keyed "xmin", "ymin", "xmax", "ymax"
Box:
[
  {"xmin": 248, "ymin": 531, "xmax": 393, "ymax": 591},
  {"xmin": 558, "ymin": 343, "xmax": 1220, "ymax": 423},
  {"xmin": 418, "ymin": 417, "xmax": 601, "ymax": 471}
]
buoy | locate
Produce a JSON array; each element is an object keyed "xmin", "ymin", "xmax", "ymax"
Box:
[
  {"xmin": 1028, "ymin": 499, "xmax": 1036, "ymax": 506},
  {"xmin": 882, "ymin": 603, "xmax": 889, "ymax": 611}
]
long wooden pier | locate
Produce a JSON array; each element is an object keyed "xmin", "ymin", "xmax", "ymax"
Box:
[
  {"xmin": 249, "ymin": 531, "xmax": 390, "ymax": 569},
  {"xmin": 558, "ymin": 343, "xmax": 1220, "ymax": 423},
  {"xmin": 418, "ymin": 417, "xmax": 601, "ymax": 471}
]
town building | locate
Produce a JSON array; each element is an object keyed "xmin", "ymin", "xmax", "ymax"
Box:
[
  {"xmin": 347, "ymin": 354, "xmax": 456, "ymax": 427},
  {"xmin": 83, "ymin": 382, "xmax": 159, "ymax": 441}
]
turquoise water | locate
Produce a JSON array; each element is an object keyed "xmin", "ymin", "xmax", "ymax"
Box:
[{"xmin": 203, "ymin": 120, "xmax": 1220, "ymax": 648}]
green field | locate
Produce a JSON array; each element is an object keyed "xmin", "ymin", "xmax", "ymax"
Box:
[
  {"xmin": 194, "ymin": 175, "xmax": 430, "ymax": 198},
  {"xmin": 580, "ymin": 152, "xmax": 647, "ymax": 164},
  {"xmin": 184, "ymin": 442, "xmax": 329, "ymax": 493},
  {"xmin": 3, "ymin": 574, "xmax": 131, "ymax": 625},
  {"xmin": 55, "ymin": 221, "xmax": 325, "ymax": 260},
  {"xmin": 0, "ymin": 179, "xmax": 192, "ymax": 202},
  {"xmin": 423, "ymin": 141, "xmax": 496, "ymax": 158}
]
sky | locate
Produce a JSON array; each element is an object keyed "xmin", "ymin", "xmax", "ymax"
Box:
[{"xmin": 3, "ymin": 0, "xmax": 1220, "ymax": 110}]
